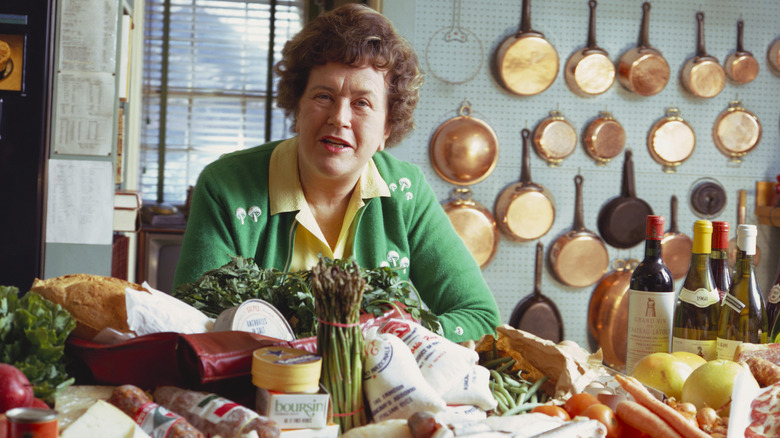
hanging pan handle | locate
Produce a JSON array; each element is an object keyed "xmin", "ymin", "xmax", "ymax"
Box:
[
  {"xmin": 638, "ymin": 2, "xmax": 652, "ymax": 48},
  {"xmin": 696, "ymin": 12, "xmax": 708, "ymax": 57},
  {"xmin": 534, "ymin": 241, "xmax": 543, "ymax": 297},
  {"xmin": 670, "ymin": 195, "xmax": 680, "ymax": 233},
  {"xmin": 573, "ymin": 174, "xmax": 586, "ymax": 231},
  {"xmin": 621, "ymin": 149, "xmax": 637, "ymax": 198},
  {"xmin": 520, "ymin": 128, "xmax": 533, "ymax": 184}
]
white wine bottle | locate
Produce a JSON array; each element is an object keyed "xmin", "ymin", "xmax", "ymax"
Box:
[
  {"xmin": 672, "ymin": 220, "xmax": 720, "ymax": 360},
  {"xmin": 717, "ymin": 224, "xmax": 768, "ymax": 361},
  {"xmin": 626, "ymin": 215, "xmax": 675, "ymax": 374}
]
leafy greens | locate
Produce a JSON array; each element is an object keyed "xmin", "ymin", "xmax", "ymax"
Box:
[{"xmin": 173, "ymin": 255, "xmax": 442, "ymax": 338}]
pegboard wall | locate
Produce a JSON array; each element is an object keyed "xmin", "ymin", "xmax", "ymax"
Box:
[{"xmin": 383, "ymin": 0, "xmax": 780, "ymax": 350}]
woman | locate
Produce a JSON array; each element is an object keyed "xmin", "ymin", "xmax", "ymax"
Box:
[{"xmin": 174, "ymin": 4, "xmax": 500, "ymax": 342}]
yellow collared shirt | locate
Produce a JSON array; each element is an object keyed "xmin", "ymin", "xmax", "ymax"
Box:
[{"xmin": 268, "ymin": 137, "xmax": 390, "ymax": 272}]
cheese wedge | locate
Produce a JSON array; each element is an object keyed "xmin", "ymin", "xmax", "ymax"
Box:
[{"xmin": 61, "ymin": 400, "xmax": 149, "ymax": 438}]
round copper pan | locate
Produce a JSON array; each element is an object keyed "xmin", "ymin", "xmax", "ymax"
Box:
[
  {"xmin": 588, "ymin": 259, "xmax": 638, "ymax": 369},
  {"xmin": 532, "ymin": 110, "xmax": 577, "ymax": 167},
  {"xmin": 725, "ymin": 20, "xmax": 759, "ymax": 85},
  {"xmin": 494, "ymin": 129, "xmax": 555, "ymax": 242},
  {"xmin": 430, "ymin": 102, "xmax": 499, "ymax": 186},
  {"xmin": 495, "ymin": 0, "xmax": 558, "ymax": 96},
  {"xmin": 647, "ymin": 108, "xmax": 696, "ymax": 173},
  {"xmin": 768, "ymin": 37, "xmax": 780, "ymax": 77},
  {"xmin": 549, "ymin": 175, "xmax": 608, "ymax": 288},
  {"xmin": 617, "ymin": 3, "xmax": 669, "ymax": 96},
  {"xmin": 712, "ymin": 101, "xmax": 761, "ymax": 165},
  {"xmin": 443, "ymin": 188, "xmax": 500, "ymax": 269},
  {"xmin": 583, "ymin": 111, "xmax": 625, "ymax": 166},
  {"xmin": 661, "ymin": 195, "xmax": 693, "ymax": 280},
  {"xmin": 681, "ymin": 12, "xmax": 725, "ymax": 99},
  {"xmin": 564, "ymin": 0, "xmax": 614, "ymax": 96}
]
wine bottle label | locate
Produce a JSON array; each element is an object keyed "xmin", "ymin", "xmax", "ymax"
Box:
[
  {"xmin": 678, "ymin": 287, "xmax": 720, "ymax": 308},
  {"xmin": 625, "ymin": 289, "xmax": 674, "ymax": 374},
  {"xmin": 672, "ymin": 337, "xmax": 716, "ymax": 361},
  {"xmin": 769, "ymin": 285, "xmax": 780, "ymax": 304},
  {"xmin": 717, "ymin": 337, "xmax": 742, "ymax": 361},
  {"xmin": 721, "ymin": 293, "xmax": 746, "ymax": 313}
]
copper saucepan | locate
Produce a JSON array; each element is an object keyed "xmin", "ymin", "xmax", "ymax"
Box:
[
  {"xmin": 661, "ymin": 195, "xmax": 693, "ymax": 280},
  {"xmin": 617, "ymin": 2, "xmax": 669, "ymax": 96},
  {"xmin": 564, "ymin": 0, "xmax": 614, "ymax": 96},
  {"xmin": 549, "ymin": 174, "xmax": 609, "ymax": 288},
  {"xmin": 494, "ymin": 0, "xmax": 558, "ymax": 96},
  {"xmin": 725, "ymin": 19, "xmax": 759, "ymax": 85},
  {"xmin": 442, "ymin": 188, "xmax": 500, "ymax": 269},
  {"xmin": 583, "ymin": 111, "xmax": 625, "ymax": 166},
  {"xmin": 429, "ymin": 102, "xmax": 499, "ymax": 186},
  {"xmin": 494, "ymin": 129, "xmax": 555, "ymax": 242},
  {"xmin": 509, "ymin": 241, "xmax": 564, "ymax": 344},
  {"xmin": 768, "ymin": 35, "xmax": 780, "ymax": 77},
  {"xmin": 681, "ymin": 11, "xmax": 725, "ymax": 99},
  {"xmin": 587, "ymin": 259, "xmax": 639, "ymax": 370}
]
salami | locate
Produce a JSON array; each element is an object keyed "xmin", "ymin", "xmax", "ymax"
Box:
[
  {"xmin": 153, "ymin": 386, "xmax": 280, "ymax": 438},
  {"xmin": 108, "ymin": 384, "xmax": 205, "ymax": 437},
  {"xmin": 745, "ymin": 383, "xmax": 780, "ymax": 438}
]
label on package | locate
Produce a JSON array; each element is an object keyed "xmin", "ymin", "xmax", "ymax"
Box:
[
  {"xmin": 672, "ymin": 337, "xmax": 716, "ymax": 361},
  {"xmin": 134, "ymin": 402, "xmax": 185, "ymax": 438},
  {"xmin": 678, "ymin": 287, "xmax": 719, "ymax": 308},
  {"xmin": 256, "ymin": 388, "xmax": 330, "ymax": 429}
]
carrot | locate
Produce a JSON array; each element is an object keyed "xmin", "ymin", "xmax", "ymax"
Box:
[
  {"xmin": 616, "ymin": 400, "xmax": 683, "ymax": 438},
  {"xmin": 615, "ymin": 374, "xmax": 709, "ymax": 438}
]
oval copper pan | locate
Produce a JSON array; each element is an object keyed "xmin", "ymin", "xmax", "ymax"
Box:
[
  {"xmin": 430, "ymin": 102, "xmax": 499, "ymax": 186},
  {"xmin": 549, "ymin": 174, "xmax": 609, "ymax": 288},
  {"xmin": 712, "ymin": 101, "xmax": 761, "ymax": 165},
  {"xmin": 592, "ymin": 259, "xmax": 638, "ymax": 370},
  {"xmin": 443, "ymin": 188, "xmax": 500, "ymax": 269},
  {"xmin": 647, "ymin": 108, "xmax": 696, "ymax": 173},
  {"xmin": 661, "ymin": 195, "xmax": 693, "ymax": 280}
]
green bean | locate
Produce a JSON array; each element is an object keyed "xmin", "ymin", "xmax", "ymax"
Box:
[
  {"xmin": 494, "ymin": 359, "xmax": 515, "ymax": 373},
  {"xmin": 482, "ymin": 355, "xmax": 513, "ymax": 369},
  {"xmin": 500, "ymin": 373, "xmax": 524, "ymax": 388},
  {"xmin": 519, "ymin": 375, "xmax": 549, "ymax": 405},
  {"xmin": 501, "ymin": 401, "xmax": 545, "ymax": 417}
]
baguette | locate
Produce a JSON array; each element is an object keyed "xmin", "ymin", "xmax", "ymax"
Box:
[{"xmin": 30, "ymin": 274, "xmax": 146, "ymax": 339}]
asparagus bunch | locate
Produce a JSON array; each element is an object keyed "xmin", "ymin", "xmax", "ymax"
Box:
[{"xmin": 310, "ymin": 257, "xmax": 367, "ymax": 432}]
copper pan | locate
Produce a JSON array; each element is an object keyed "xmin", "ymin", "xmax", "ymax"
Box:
[
  {"xmin": 583, "ymin": 111, "xmax": 625, "ymax": 166},
  {"xmin": 532, "ymin": 110, "xmax": 577, "ymax": 167},
  {"xmin": 768, "ymin": 36, "xmax": 780, "ymax": 77},
  {"xmin": 661, "ymin": 195, "xmax": 692, "ymax": 280},
  {"xmin": 494, "ymin": 129, "xmax": 555, "ymax": 242},
  {"xmin": 587, "ymin": 259, "xmax": 638, "ymax": 370},
  {"xmin": 728, "ymin": 189, "xmax": 761, "ymax": 268},
  {"xmin": 681, "ymin": 12, "xmax": 725, "ymax": 99},
  {"xmin": 494, "ymin": 0, "xmax": 558, "ymax": 96},
  {"xmin": 617, "ymin": 2, "xmax": 669, "ymax": 96},
  {"xmin": 564, "ymin": 0, "xmax": 614, "ymax": 96},
  {"xmin": 549, "ymin": 174, "xmax": 608, "ymax": 288},
  {"xmin": 712, "ymin": 100, "xmax": 761, "ymax": 165},
  {"xmin": 647, "ymin": 107, "xmax": 696, "ymax": 173},
  {"xmin": 430, "ymin": 102, "xmax": 499, "ymax": 186},
  {"xmin": 442, "ymin": 188, "xmax": 500, "ymax": 269},
  {"xmin": 725, "ymin": 19, "xmax": 759, "ymax": 85}
]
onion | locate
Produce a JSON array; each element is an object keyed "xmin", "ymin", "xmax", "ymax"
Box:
[{"xmin": 696, "ymin": 406, "xmax": 718, "ymax": 431}]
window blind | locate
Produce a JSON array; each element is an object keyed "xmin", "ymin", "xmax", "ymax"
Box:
[{"xmin": 141, "ymin": 0, "xmax": 304, "ymax": 204}]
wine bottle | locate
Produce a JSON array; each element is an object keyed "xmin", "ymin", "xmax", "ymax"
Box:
[
  {"xmin": 626, "ymin": 215, "xmax": 675, "ymax": 374},
  {"xmin": 766, "ymin": 259, "xmax": 780, "ymax": 334},
  {"xmin": 672, "ymin": 220, "xmax": 720, "ymax": 361},
  {"xmin": 710, "ymin": 221, "xmax": 731, "ymax": 302},
  {"xmin": 717, "ymin": 224, "xmax": 768, "ymax": 361}
]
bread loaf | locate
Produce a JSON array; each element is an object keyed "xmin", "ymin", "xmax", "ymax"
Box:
[{"xmin": 30, "ymin": 274, "xmax": 146, "ymax": 339}]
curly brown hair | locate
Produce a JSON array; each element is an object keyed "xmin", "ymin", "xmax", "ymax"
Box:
[{"xmin": 275, "ymin": 4, "xmax": 423, "ymax": 147}]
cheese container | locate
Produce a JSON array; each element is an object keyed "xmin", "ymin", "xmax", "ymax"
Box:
[
  {"xmin": 252, "ymin": 346, "xmax": 330, "ymax": 429},
  {"xmin": 213, "ymin": 299, "xmax": 295, "ymax": 341}
]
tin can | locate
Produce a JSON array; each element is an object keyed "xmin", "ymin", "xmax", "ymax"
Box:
[{"xmin": 6, "ymin": 407, "xmax": 58, "ymax": 438}]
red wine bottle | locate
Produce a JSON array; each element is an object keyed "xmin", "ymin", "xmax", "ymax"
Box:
[
  {"xmin": 710, "ymin": 221, "xmax": 731, "ymax": 302},
  {"xmin": 626, "ymin": 215, "xmax": 675, "ymax": 373}
]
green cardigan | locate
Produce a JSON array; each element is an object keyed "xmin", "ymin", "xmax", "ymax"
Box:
[{"xmin": 174, "ymin": 140, "xmax": 500, "ymax": 342}]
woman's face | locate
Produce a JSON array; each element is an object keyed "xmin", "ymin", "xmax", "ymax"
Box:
[{"xmin": 295, "ymin": 62, "xmax": 390, "ymax": 188}]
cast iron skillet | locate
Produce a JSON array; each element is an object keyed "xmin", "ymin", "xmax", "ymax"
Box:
[
  {"xmin": 597, "ymin": 149, "xmax": 653, "ymax": 248},
  {"xmin": 509, "ymin": 241, "xmax": 564, "ymax": 343}
]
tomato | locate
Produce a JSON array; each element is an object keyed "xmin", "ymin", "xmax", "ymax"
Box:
[
  {"xmin": 531, "ymin": 405, "xmax": 571, "ymax": 421},
  {"xmin": 582, "ymin": 403, "xmax": 623, "ymax": 438},
  {"xmin": 563, "ymin": 392, "xmax": 600, "ymax": 418}
]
